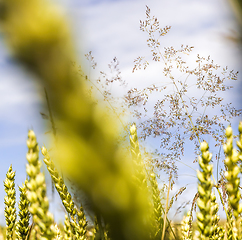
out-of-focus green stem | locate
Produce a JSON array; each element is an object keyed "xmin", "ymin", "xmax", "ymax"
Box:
[{"xmin": 0, "ymin": 1, "xmax": 152, "ymax": 239}]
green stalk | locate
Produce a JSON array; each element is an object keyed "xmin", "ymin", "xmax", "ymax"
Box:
[{"xmin": 161, "ymin": 174, "xmax": 171, "ymax": 240}]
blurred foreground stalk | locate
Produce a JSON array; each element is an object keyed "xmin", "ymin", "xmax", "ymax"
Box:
[
  {"xmin": 228, "ymin": 0, "xmax": 242, "ymax": 28},
  {"xmin": 228, "ymin": 0, "xmax": 242, "ymax": 45},
  {"xmin": 0, "ymin": 0, "xmax": 152, "ymax": 239}
]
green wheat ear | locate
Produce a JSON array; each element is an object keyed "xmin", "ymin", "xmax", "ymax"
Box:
[
  {"xmin": 129, "ymin": 123, "xmax": 166, "ymax": 239},
  {"xmin": 41, "ymin": 146, "xmax": 76, "ymax": 216},
  {"xmin": 196, "ymin": 141, "xmax": 214, "ymax": 239},
  {"xmin": 181, "ymin": 211, "xmax": 192, "ymax": 240},
  {"xmin": 224, "ymin": 125, "xmax": 242, "ymax": 219},
  {"xmin": 129, "ymin": 123, "xmax": 147, "ymax": 187},
  {"xmin": 15, "ymin": 180, "xmax": 30, "ymax": 240},
  {"xmin": 210, "ymin": 192, "xmax": 224, "ymax": 240},
  {"xmin": 54, "ymin": 224, "xmax": 61, "ymax": 240},
  {"xmin": 25, "ymin": 130, "xmax": 56, "ymax": 239},
  {"xmin": 4, "ymin": 165, "xmax": 16, "ymax": 240},
  {"xmin": 64, "ymin": 214, "xmax": 72, "ymax": 240},
  {"xmin": 76, "ymin": 206, "xmax": 87, "ymax": 240},
  {"xmin": 41, "ymin": 146, "xmax": 88, "ymax": 238},
  {"xmin": 148, "ymin": 171, "xmax": 163, "ymax": 240},
  {"xmin": 226, "ymin": 209, "xmax": 237, "ymax": 240},
  {"xmin": 224, "ymin": 124, "xmax": 242, "ymax": 239}
]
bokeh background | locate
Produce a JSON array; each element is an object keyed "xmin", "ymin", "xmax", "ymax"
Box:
[{"xmin": 0, "ymin": 0, "xmax": 241, "ymax": 225}]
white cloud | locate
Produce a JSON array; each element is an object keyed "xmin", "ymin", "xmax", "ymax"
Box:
[{"xmin": 62, "ymin": 0, "xmax": 241, "ymax": 104}]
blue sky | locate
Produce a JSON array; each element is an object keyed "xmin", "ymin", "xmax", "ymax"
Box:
[{"xmin": 0, "ymin": 0, "xmax": 241, "ymax": 224}]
